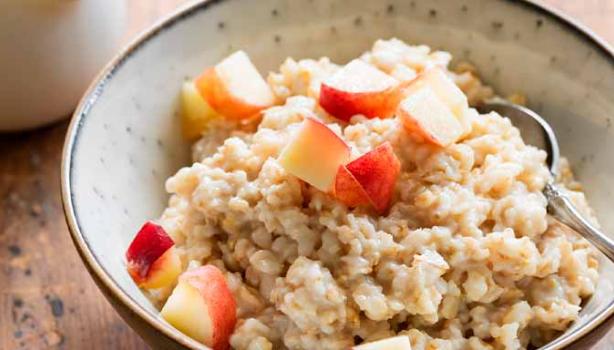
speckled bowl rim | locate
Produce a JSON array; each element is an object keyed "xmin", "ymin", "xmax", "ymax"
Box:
[{"xmin": 61, "ymin": 0, "xmax": 614, "ymax": 349}]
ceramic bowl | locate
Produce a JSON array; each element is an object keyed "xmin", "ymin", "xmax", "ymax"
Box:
[{"xmin": 61, "ymin": 0, "xmax": 614, "ymax": 349}]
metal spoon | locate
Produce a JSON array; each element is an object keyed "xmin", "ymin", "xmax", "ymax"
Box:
[{"xmin": 478, "ymin": 99, "xmax": 614, "ymax": 262}]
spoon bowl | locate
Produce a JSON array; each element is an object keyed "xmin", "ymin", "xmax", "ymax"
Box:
[
  {"xmin": 479, "ymin": 100, "xmax": 614, "ymax": 262},
  {"xmin": 479, "ymin": 99, "xmax": 560, "ymax": 176}
]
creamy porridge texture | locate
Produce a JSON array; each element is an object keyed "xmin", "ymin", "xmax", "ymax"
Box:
[{"xmin": 126, "ymin": 39, "xmax": 600, "ymax": 350}]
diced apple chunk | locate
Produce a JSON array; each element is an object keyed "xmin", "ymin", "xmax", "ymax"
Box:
[
  {"xmin": 278, "ymin": 116, "xmax": 350, "ymax": 191},
  {"xmin": 334, "ymin": 142, "xmax": 400, "ymax": 213},
  {"xmin": 161, "ymin": 277, "xmax": 209, "ymax": 341},
  {"xmin": 405, "ymin": 68, "xmax": 468, "ymax": 116},
  {"xmin": 353, "ymin": 335, "xmax": 412, "ymax": 350},
  {"xmin": 161, "ymin": 265, "xmax": 237, "ymax": 350},
  {"xmin": 334, "ymin": 165, "xmax": 371, "ymax": 207},
  {"xmin": 126, "ymin": 222, "xmax": 181, "ymax": 289},
  {"xmin": 320, "ymin": 59, "xmax": 403, "ymax": 121},
  {"xmin": 181, "ymin": 81, "xmax": 219, "ymax": 140},
  {"xmin": 195, "ymin": 50, "xmax": 275, "ymax": 120},
  {"xmin": 138, "ymin": 247, "xmax": 181, "ymax": 289},
  {"xmin": 398, "ymin": 85, "xmax": 464, "ymax": 147}
]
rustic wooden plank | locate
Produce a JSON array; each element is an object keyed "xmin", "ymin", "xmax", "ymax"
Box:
[
  {"xmin": 0, "ymin": 123, "xmax": 149, "ymax": 349},
  {"xmin": 0, "ymin": 1, "xmax": 612, "ymax": 349}
]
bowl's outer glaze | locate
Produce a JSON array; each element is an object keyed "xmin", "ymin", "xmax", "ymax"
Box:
[{"xmin": 62, "ymin": 0, "xmax": 614, "ymax": 349}]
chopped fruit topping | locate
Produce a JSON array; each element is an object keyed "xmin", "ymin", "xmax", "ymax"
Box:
[
  {"xmin": 161, "ymin": 265, "xmax": 237, "ymax": 350},
  {"xmin": 352, "ymin": 335, "xmax": 412, "ymax": 350},
  {"xmin": 405, "ymin": 67, "xmax": 468, "ymax": 116},
  {"xmin": 398, "ymin": 85, "xmax": 464, "ymax": 147},
  {"xmin": 334, "ymin": 165, "xmax": 371, "ymax": 208},
  {"xmin": 320, "ymin": 59, "xmax": 403, "ymax": 121},
  {"xmin": 195, "ymin": 50, "xmax": 275, "ymax": 120},
  {"xmin": 334, "ymin": 142, "xmax": 400, "ymax": 213},
  {"xmin": 278, "ymin": 116, "xmax": 350, "ymax": 191},
  {"xmin": 181, "ymin": 80, "xmax": 220, "ymax": 140},
  {"xmin": 126, "ymin": 222, "xmax": 181, "ymax": 289}
]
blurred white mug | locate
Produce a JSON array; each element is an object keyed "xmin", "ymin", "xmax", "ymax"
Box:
[{"xmin": 0, "ymin": 0, "xmax": 126, "ymax": 131}]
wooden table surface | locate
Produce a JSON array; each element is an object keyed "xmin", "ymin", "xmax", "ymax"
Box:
[{"xmin": 1, "ymin": 1, "xmax": 612, "ymax": 349}]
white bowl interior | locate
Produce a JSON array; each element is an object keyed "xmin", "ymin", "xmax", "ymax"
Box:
[{"xmin": 66, "ymin": 0, "xmax": 614, "ymax": 348}]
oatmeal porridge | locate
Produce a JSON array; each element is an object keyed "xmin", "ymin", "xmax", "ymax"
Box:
[{"xmin": 124, "ymin": 38, "xmax": 600, "ymax": 350}]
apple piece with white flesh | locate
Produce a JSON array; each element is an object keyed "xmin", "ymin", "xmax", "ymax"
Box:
[
  {"xmin": 405, "ymin": 67, "xmax": 468, "ymax": 116},
  {"xmin": 278, "ymin": 116, "xmax": 351, "ymax": 192},
  {"xmin": 181, "ymin": 80, "xmax": 220, "ymax": 140},
  {"xmin": 334, "ymin": 142, "xmax": 400, "ymax": 213},
  {"xmin": 125, "ymin": 222, "xmax": 181, "ymax": 289},
  {"xmin": 161, "ymin": 265, "xmax": 237, "ymax": 350},
  {"xmin": 353, "ymin": 335, "xmax": 412, "ymax": 350},
  {"xmin": 320, "ymin": 59, "xmax": 403, "ymax": 121},
  {"xmin": 398, "ymin": 85, "xmax": 464, "ymax": 147},
  {"xmin": 195, "ymin": 50, "xmax": 275, "ymax": 120}
]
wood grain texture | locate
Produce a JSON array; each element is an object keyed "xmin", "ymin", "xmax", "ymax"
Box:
[
  {"xmin": 0, "ymin": 124, "xmax": 149, "ymax": 349},
  {"xmin": 0, "ymin": 1, "xmax": 612, "ymax": 349}
]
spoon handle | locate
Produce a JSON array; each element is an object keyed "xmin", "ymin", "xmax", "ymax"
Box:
[{"xmin": 544, "ymin": 183, "xmax": 614, "ymax": 262}]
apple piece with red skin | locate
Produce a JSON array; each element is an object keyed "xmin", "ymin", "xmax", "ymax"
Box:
[
  {"xmin": 195, "ymin": 50, "xmax": 275, "ymax": 120},
  {"xmin": 398, "ymin": 85, "xmax": 464, "ymax": 147},
  {"xmin": 161, "ymin": 265, "xmax": 237, "ymax": 350},
  {"xmin": 278, "ymin": 116, "xmax": 351, "ymax": 192},
  {"xmin": 352, "ymin": 335, "xmax": 412, "ymax": 350},
  {"xmin": 125, "ymin": 221, "xmax": 181, "ymax": 289},
  {"xmin": 334, "ymin": 165, "xmax": 371, "ymax": 207},
  {"xmin": 320, "ymin": 59, "xmax": 403, "ymax": 121},
  {"xmin": 405, "ymin": 67, "xmax": 468, "ymax": 116},
  {"xmin": 334, "ymin": 142, "xmax": 401, "ymax": 213}
]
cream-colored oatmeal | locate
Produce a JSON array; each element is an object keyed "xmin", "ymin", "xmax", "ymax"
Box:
[{"xmin": 157, "ymin": 39, "xmax": 599, "ymax": 350}]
